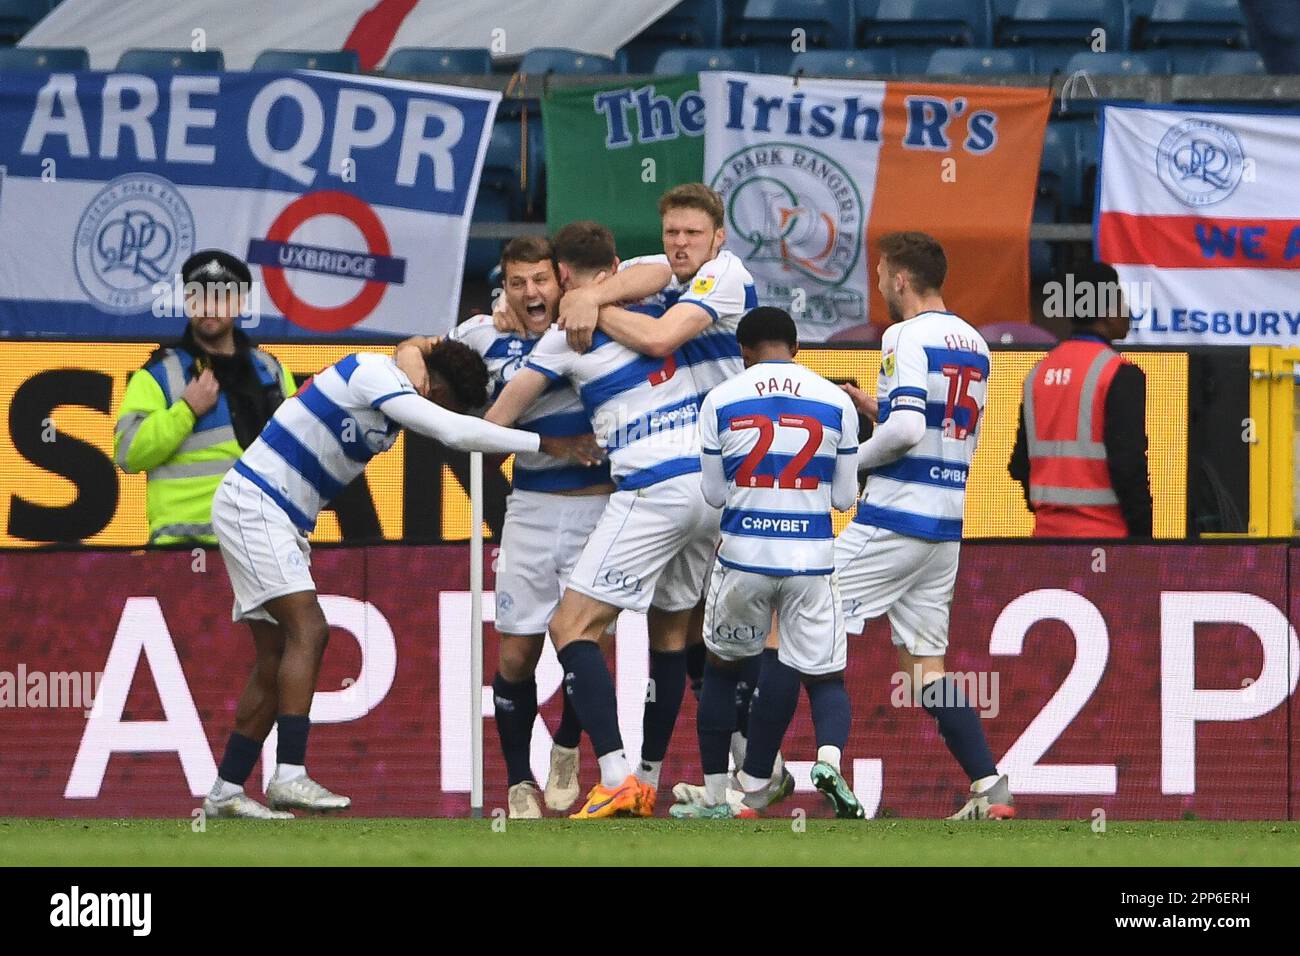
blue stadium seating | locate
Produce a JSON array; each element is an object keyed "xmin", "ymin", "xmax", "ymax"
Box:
[
  {"xmin": 1039, "ymin": 120, "xmax": 1080, "ymax": 210},
  {"xmin": 791, "ymin": 48, "xmax": 898, "ymax": 75},
  {"xmin": 0, "ymin": 0, "xmax": 49, "ymax": 46},
  {"xmin": 638, "ymin": 0, "xmax": 726, "ymax": 46},
  {"xmin": 999, "ymin": 0, "xmax": 1131, "ymax": 52},
  {"xmin": 1070, "ymin": 118, "xmax": 1101, "ymax": 215},
  {"xmin": 481, "ymin": 117, "xmax": 546, "ymax": 214},
  {"xmin": 116, "ymin": 48, "xmax": 225, "ymax": 71},
  {"xmin": 251, "ymin": 49, "xmax": 360, "ymax": 73},
  {"xmin": 1141, "ymin": 0, "xmax": 1249, "ymax": 48},
  {"xmin": 1062, "ymin": 49, "xmax": 1172, "ymax": 74},
  {"xmin": 729, "ymin": 0, "xmax": 856, "ymax": 49},
  {"xmin": 0, "ymin": 45, "xmax": 86, "ymax": 69},
  {"xmin": 756, "ymin": 46, "xmax": 797, "ymax": 72},
  {"xmin": 465, "ymin": 191, "xmax": 510, "ymax": 280},
  {"xmin": 653, "ymin": 47, "xmax": 761, "ymax": 73},
  {"xmin": 862, "ymin": 0, "xmax": 994, "ymax": 48},
  {"xmin": 1200, "ymin": 48, "xmax": 1267, "ymax": 73},
  {"xmin": 1030, "ymin": 194, "xmax": 1058, "ymax": 279},
  {"xmin": 518, "ymin": 47, "xmax": 623, "ymax": 75},
  {"xmin": 926, "ymin": 46, "xmax": 1035, "ymax": 74},
  {"xmin": 1021, "ymin": 44, "xmax": 1082, "ymax": 73},
  {"xmin": 383, "ymin": 47, "xmax": 493, "ymax": 75}
]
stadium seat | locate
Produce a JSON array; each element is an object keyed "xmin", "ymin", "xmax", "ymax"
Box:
[
  {"xmin": 862, "ymin": 0, "xmax": 994, "ymax": 48},
  {"xmin": 1140, "ymin": 0, "xmax": 1249, "ymax": 49},
  {"xmin": 1071, "ymin": 118, "xmax": 1101, "ymax": 216},
  {"xmin": 636, "ymin": 0, "xmax": 725, "ymax": 47},
  {"xmin": 383, "ymin": 47, "xmax": 493, "ymax": 75},
  {"xmin": 0, "ymin": 0, "xmax": 49, "ymax": 46},
  {"xmin": 999, "ymin": 0, "xmax": 1131, "ymax": 52},
  {"xmin": 1199, "ymin": 48, "xmax": 1267, "ymax": 74},
  {"xmin": 1038, "ymin": 120, "xmax": 1078, "ymax": 211},
  {"xmin": 116, "ymin": 48, "xmax": 225, "ymax": 71},
  {"xmin": 653, "ymin": 47, "xmax": 761, "ymax": 74},
  {"xmin": 0, "ymin": 45, "xmax": 87, "ymax": 69},
  {"xmin": 518, "ymin": 47, "xmax": 623, "ymax": 75},
  {"xmin": 251, "ymin": 49, "xmax": 361, "ymax": 73},
  {"xmin": 729, "ymin": 0, "xmax": 856, "ymax": 49},
  {"xmin": 756, "ymin": 46, "xmax": 797, "ymax": 72},
  {"xmin": 790, "ymin": 49, "xmax": 898, "ymax": 75},
  {"xmin": 1062, "ymin": 50, "xmax": 1171, "ymax": 74},
  {"xmin": 480, "ymin": 117, "xmax": 545, "ymax": 215},
  {"xmin": 1030, "ymin": 194, "xmax": 1057, "ymax": 280},
  {"xmin": 465, "ymin": 190, "xmax": 510, "ymax": 281},
  {"xmin": 927, "ymin": 46, "xmax": 1035, "ymax": 74}
]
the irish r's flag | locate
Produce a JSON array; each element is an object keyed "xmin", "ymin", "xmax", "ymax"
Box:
[
  {"xmin": 1097, "ymin": 104, "xmax": 1300, "ymax": 346},
  {"xmin": 701, "ymin": 72, "xmax": 1050, "ymax": 342}
]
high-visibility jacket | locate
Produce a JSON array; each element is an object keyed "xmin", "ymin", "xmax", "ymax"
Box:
[
  {"xmin": 114, "ymin": 346, "xmax": 294, "ymax": 545},
  {"xmin": 1023, "ymin": 337, "xmax": 1129, "ymax": 537}
]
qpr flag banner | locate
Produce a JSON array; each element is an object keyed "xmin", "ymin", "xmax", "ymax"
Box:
[
  {"xmin": 0, "ymin": 71, "xmax": 499, "ymax": 339},
  {"xmin": 701, "ymin": 72, "xmax": 1048, "ymax": 342},
  {"xmin": 1097, "ymin": 103, "xmax": 1300, "ymax": 346}
]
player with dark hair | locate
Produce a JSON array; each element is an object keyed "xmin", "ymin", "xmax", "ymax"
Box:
[
  {"xmin": 837, "ymin": 231, "xmax": 1013, "ymax": 820},
  {"xmin": 396, "ymin": 235, "xmax": 668, "ymax": 818},
  {"xmin": 678, "ymin": 306, "xmax": 864, "ymax": 819},
  {"xmin": 487, "ymin": 200, "xmax": 759, "ymax": 819},
  {"xmin": 202, "ymin": 344, "xmax": 601, "ymax": 819}
]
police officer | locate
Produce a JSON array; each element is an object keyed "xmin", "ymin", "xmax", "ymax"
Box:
[
  {"xmin": 114, "ymin": 250, "xmax": 295, "ymax": 545},
  {"xmin": 1009, "ymin": 263, "xmax": 1152, "ymax": 538}
]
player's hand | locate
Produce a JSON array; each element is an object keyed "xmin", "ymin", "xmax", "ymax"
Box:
[
  {"xmin": 492, "ymin": 293, "xmax": 526, "ymax": 335},
  {"xmin": 394, "ymin": 340, "xmax": 437, "ymax": 395},
  {"xmin": 841, "ymin": 382, "xmax": 879, "ymax": 423},
  {"xmin": 539, "ymin": 432, "xmax": 606, "ymax": 467},
  {"xmin": 558, "ymin": 286, "xmax": 599, "ymax": 352},
  {"xmin": 180, "ymin": 368, "xmax": 220, "ymax": 417}
]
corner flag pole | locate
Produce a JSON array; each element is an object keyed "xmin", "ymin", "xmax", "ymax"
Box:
[{"xmin": 469, "ymin": 451, "xmax": 484, "ymax": 819}]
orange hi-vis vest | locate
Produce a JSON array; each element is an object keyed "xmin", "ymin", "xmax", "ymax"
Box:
[{"xmin": 1024, "ymin": 337, "xmax": 1129, "ymax": 537}]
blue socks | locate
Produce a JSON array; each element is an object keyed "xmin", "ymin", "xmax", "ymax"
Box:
[
  {"xmin": 276, "ymin": 714, "xmax": 310, "ymax": 766},
  {"xmin": 805, "ymin": 678, "xmax": 851, "ymax": 752},
  {"xmin": 217, "ymin": 731, "xmax": 261, "ymax": 786},
  {"xmin": 642, "ymin": 649, "xmax": 687, "ymax": 763},
  {"xmin": 492, "ymin": 673, "xmax": 538, "ymax": 786},
  {"xmin": 686, "ymin": 642, "xmax": 707, "ymax": 699},
  {"xmin": 552, "ymin": 689, "xmax": 583, "ymax": 750},
  {"xmin": 698, "ymin": 661, "xmax": 740, "ymax": 776},
  {"xmin": 557, "ymin": 640, "xmax": 624, "ymax": 758},
  {"xmin": 742, "ymin": 653, "xmax": 801, "ymax": 781},
  {"xmin": 735, "ymin": 653, "xmax": 763, "ymax": 736},
  {"xmin": 921, "ymin": 675, "xmax": 998, "ymax": 782}
]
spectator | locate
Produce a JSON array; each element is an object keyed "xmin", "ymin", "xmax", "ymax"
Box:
[
  {"xmin": 113, "ymin": 250, "xmax": 295, "ymax": 545},
  {"xmin": 1009, "ymin": 264, "xmax": 1152, "ymax": 538}
]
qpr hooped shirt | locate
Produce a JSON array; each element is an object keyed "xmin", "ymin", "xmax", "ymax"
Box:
[
  {"xmin": 525, "ymin": 250, "xmax": 756, "ymax": 490},
  {"xmin": 700, "ymin": 360, "xmax": 859, "ymax": 575},
  {"xmin": 854, "ymin": 311, "xmax": 991, "ymax": 541}
]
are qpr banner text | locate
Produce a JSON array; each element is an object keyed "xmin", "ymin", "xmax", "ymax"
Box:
[{"xmin": 0, "ymin": 71, "xmax": 499, "ymax": 339}]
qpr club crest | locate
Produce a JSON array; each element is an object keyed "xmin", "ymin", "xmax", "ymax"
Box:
[
  {"xmin": 1156, "ymin": 119, "xmax": 1245, "ymax": 207},
  {"xmin": 73, "ymin": 173, "xmax": 196, "ymax": 315}
]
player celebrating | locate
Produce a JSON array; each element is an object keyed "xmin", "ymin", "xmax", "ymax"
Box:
[
  {"xmin": 395, "ymin": 236, "xmax": 665, "ymax": 819},
  {"xmin": 203, "ymin": 341, "xmax": 599, "ymax": 819},
  {"xmin": 488, "ymin": 197, "xmax": 754, "ymax": 817},
  {"xmin": 836, "ymin": 232, "xmax": 1014, "ymax": 820},
  {"xmin": 676, "ymin": 307, "xmax": 864, "ymax": 819}
]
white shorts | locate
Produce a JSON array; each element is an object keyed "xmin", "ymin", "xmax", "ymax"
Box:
[
  {"xmin": 833, "ymin": 521, "xmax": 960, "ymax": 657},
  {"xmin": 211, "ymin": 469, "xmax": 315, "ymax": 624},
  {"xmin": 494, "ymin": 489, "xmax": 609, "ymax": 635},
  {"xmin": 703, "ymin": 561, "xmax": 846, "ymax": 675},
  {"xmin": 566, "ymin": 472, "xmax": 721, "ymax": 614}
]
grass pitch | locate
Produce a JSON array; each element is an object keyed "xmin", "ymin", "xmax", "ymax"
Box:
[{"xmin": 2, "ymin": 818, "xmax": 1298, "ymax": 866}]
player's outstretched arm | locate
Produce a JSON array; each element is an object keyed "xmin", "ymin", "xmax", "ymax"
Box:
[
  {"xmin": 595, "ymin": 301, "xmax": 711, "ymax": 359},
  {"xmin": 393, "ymin": 335, "xmax": 440, "ymax": 394},
  {"xmin": 558, "ymin": 260, "xmax": 673, "ymax": 345},
  {"xmin": 856, "ymin": 411, "xmax": 926, "ymax": 472},
  {"xmin": 379, "ymin": 392, "xmax": 541, "ymax": 456},
  {"xmin": 484, "ymin": 366, "xmax": 550, "ymax": 429}
]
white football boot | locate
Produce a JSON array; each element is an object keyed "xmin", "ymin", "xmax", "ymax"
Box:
[
  {"xmin": 543, "ymin": 744, "xmax": 581, "ymax": 812},
  {"xmin": 508, "ymin": 781, "xmax": 544, "ymax": 819},
  {"xmin": 201, "ymin": 791, "xmax": 295, "ymax": 820},
  {"xmin": 266, "ymin": 774, "xmax": 352, "ymax": 813}
]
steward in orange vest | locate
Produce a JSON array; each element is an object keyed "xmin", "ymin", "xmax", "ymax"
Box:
[{"xmin": 1009, "ymin": 273, "xmax": 1152, "ymax": 537}]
